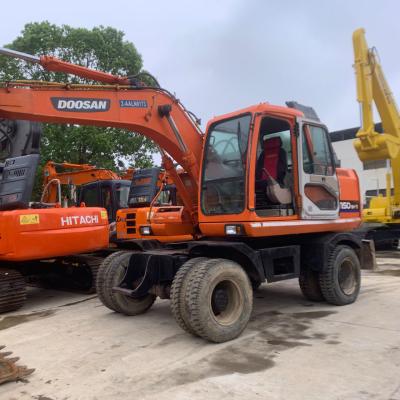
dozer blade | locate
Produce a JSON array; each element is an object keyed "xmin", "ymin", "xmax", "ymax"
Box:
[{"xmin": 0, "ymin": 346, "xmax": 34, "ymax": 385}]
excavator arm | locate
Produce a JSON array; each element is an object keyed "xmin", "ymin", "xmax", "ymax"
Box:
[
  {"xmin": 353, "ymin": 28, "xmax": 400, "ymax": 211},
  {"xmin": 0, "ymin": 48, "xmax": 204, "ymax": 223}
]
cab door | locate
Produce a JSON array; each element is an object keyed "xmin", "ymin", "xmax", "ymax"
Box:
[{"xmin": 297, "ymin": 118, "xmax": 339, "ymax": 219}]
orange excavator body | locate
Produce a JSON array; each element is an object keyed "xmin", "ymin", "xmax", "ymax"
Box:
[
  {"xmin": 0, "ymin": 207, "xmax": 108, "ymax": 261},
  {"xmin": 115, "ymin": 168, "xmax": 193, "ymax": 242}
]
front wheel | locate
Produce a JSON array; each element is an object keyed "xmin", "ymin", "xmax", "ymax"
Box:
[
  {"xmin": 185, "ymin": 259, "xmax": 253, "ymax": 343},
  {"xmin": 319, "ymin": 245, "xmax": 361, "ymax": 306},
  {"xmin": 96, "ymin": 251, "xmax": 156, "ymax": 315}
]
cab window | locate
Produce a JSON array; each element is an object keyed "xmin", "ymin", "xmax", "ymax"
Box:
[{"xmin": 302, "ymin": 125, "xmax": 334, "ymax": 176}]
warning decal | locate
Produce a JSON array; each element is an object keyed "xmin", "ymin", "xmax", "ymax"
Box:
[{"xmin": 19, "ymin": 214, "xmax": 40, "ymax": 225}]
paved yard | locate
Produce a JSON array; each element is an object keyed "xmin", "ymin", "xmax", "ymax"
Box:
[{"xmin": 0, "ymin": 252, "xmax": 399, "ymax": 400}]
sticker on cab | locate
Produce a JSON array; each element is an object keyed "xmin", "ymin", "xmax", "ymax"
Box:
[{"xmin": 20, "ymin": 214, "xmax": 40, "ymax": 225}]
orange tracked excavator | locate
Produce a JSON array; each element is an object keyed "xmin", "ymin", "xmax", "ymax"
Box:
[
  {"xmin": 0, "ymin": 46, "xmax": 365, "ymax": 343},
  {"xmin": 0, "ymin": 119, "xmax": 109, "ymax": 310}
]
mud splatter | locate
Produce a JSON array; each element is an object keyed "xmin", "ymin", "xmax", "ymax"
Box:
[
  {"xmin": 290, "ymin": 310, "xmax": 336, "ymax": 319},
  {"xmin": 0, "ymin": 310, "xmax": 55, "ymax": 330},
  {"xmin": 131, "ymin": 308, "xmax": 338, "ymax": 393}
]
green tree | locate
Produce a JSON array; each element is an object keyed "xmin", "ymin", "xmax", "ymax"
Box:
[{"xmin": 0, "ymin": 22, "xmax": 156, "ymax": 172}]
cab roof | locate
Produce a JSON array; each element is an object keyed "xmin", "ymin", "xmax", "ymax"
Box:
[{"xmin": 206, "ymin": 102, "xmax": 304, "ymax": 130}]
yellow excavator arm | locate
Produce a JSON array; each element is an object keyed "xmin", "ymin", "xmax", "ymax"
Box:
[{"xmin": 353, "ymin": 28, "xmax": 400, "ymax": 221}]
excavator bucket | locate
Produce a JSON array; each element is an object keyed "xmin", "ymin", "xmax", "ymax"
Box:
[{"xmin": 0, "ymin": 346, "xmax": 34, "ymax": 385}]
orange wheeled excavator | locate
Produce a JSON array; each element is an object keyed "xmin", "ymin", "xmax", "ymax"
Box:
[{"xmin": 0, "ymin": 46, "xmax": 366, "ymax": 343}]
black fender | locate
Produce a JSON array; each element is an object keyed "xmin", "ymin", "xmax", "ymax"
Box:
[
  {"xmin": 300, "ymin": 232, "xmax": 363, "ymax": 272},
  {"xmin": 188, "ymin": 241, "xmax": 265, "ymax": 284}
]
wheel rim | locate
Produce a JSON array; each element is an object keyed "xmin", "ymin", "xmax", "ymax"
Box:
[
  {"xmin": 338, "ymin": 257, "xmax": 357, "ymax": 295},
  {"xmin": 210, "ymin": 279, "xmax": 243, "ymax": 325}
]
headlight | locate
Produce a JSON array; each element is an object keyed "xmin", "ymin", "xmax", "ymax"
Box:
[
  {"xmin": 139, "ymin": 225, "xmax": 152, "ymax": 235},
  {"xmin": 225, "ymin": 224, "xmax": 244, "ymax": 236}
]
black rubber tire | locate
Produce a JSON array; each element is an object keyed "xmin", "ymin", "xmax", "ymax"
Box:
[
  {"xmin": 319, "ymin": 245, "xmax": 361, "ymax": 306},
  {"xmin": 96, "ymin": 251, "xmax": 156, "ymax": 315},
  {"xmin": 96, "ymin": 251, "xmax": 128, "ymax": 308},
  {"xmin": 170, "ymin": 257, "xmax": 207, "ymax": 335},
  {"xmin": 185, "ymin": 258, "xmax": 253, "ymax": 343},
  {"xmin": 299, "ymin": 267, "xmax": 324, "ymax": 302},
  {"xmin": 0, "ymin": 268, "xmax": 26, "ymax": 313}
]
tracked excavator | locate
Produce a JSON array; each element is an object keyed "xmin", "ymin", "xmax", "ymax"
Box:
[
  {"xmin": 331, "ymin": 29, "xmax": 400, "ymax": 249},
  {"xmin": 0, "ymin": 118, "xmax": 109, "ymax": 309},
  {"xmin": 0, "ymin": 45, "xmax": 367, "ymax": 343}
]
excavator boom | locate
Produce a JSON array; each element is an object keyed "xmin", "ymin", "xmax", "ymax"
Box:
[
  {"xmin": 353, "ymin": 28, "xmax": 400, "ymax": 219},
  {"xmin": 0, "ymin": 81, "xmax": 203, "ymax": 221}
]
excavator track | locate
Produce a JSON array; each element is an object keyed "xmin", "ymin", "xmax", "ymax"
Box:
[
  {"xmin": 35, "ymin": 255, "xmax": 103, "ymax": 294},
  {"xmin": 0, "ymin": 346, "xmax": 34, "ymax": 384},
  {"xmin": 0, "ymin": 269, "xmax": 26, "ymax": 313},
  {"xmin": 63, "ymin": 255, "xmax": 102, "ymax": 293}
]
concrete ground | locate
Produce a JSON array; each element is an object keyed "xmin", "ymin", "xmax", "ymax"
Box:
[{"xmin": 0, "ymin": 252, "xmax": 399, "ymax": 400}]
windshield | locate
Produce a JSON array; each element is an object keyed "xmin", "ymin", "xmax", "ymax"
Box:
[
  {"xmin": 201, "ymin": 114, "xmax": 251, "ymax": 215},
  {"xmin": 116, "ymin": 183, "xmax": 130, "ymax": 208}
]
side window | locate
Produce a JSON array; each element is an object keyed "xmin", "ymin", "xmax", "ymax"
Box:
[{"xmin": 302, "ymin": 125, "xmax": 334, "ymax": 176}]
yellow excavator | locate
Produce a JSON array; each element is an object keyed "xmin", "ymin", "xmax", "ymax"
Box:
[
  {"xmin": 332, "ymin": 28, "xmax": 400, "ymax": 248},
  {"xmin": 352, "ymin": 28, "xmax": 400, "ymax": 225}
]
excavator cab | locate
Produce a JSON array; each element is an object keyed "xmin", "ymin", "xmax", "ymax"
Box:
[
  {"xmin": 199, "ymin": 103, "xmax": 356, "ymax": 237},
  {"xmin": 78, "ymin": 179, "xmax": 131, "ymax": 222}
]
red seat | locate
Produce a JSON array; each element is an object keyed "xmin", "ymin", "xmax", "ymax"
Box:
[{"xmin": 260, "ymin": 137, "xmax": 283, "ymax": 181}]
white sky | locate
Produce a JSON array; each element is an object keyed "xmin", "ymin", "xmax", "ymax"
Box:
[{"xmin": 2, "ymin": 0, "xmax": 399, "ymax": 133}]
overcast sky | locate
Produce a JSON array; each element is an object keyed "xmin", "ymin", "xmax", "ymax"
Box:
[{"xmin": 2, "ymin": 0, "xmax": 399, "ymax": 133}]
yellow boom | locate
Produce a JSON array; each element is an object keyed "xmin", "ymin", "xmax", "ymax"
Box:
[{"xmin": 353, "ymin": 28, "xmax": 400, "ymax": 223}]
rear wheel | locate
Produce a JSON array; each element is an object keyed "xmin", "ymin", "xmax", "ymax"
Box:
[
  {"xmin": 96, "ymin": 251, "xmax": 156, "ymax": 315},
  {"xmin": 299, "ymin": 267, "xmax": 324, "ymax": 302},
  {"xmin": 185, "ymin": 259, "xmax": 253, "ymax": 343},
  {"xmin": 319, "ymin": 245, "xmax": 361, "ymax": 306},
  {"xmin": 170, "ymin": 257, "xmax": 207, "ymax": 335}
]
